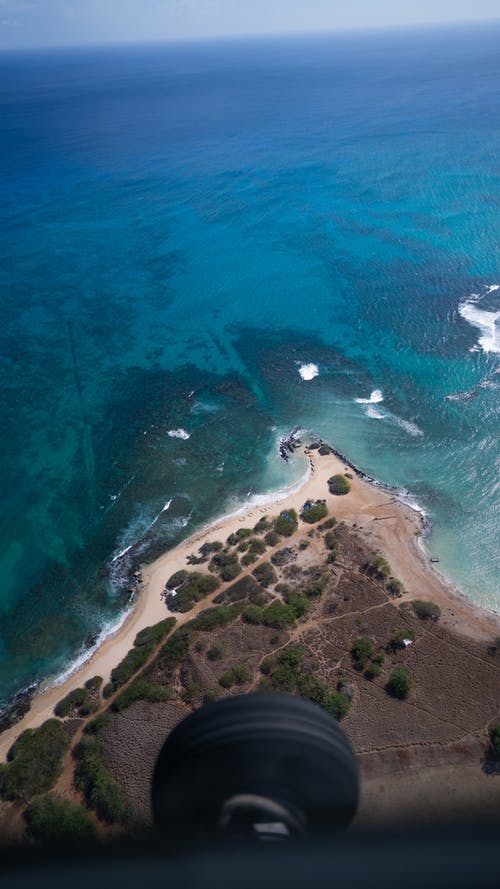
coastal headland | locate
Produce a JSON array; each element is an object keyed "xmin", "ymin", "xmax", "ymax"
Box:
[{"xmin": 1, "ymin": 443, "xmax": 499, "ymax": 838}]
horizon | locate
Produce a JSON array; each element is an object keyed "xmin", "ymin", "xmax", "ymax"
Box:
[
  {"xmin": 1, "ymin": 15, "xmax": 500, "ymax": 55},
  {"xmin": 1, "ymin": 0, "xmax": 499, "ymax": 52}
]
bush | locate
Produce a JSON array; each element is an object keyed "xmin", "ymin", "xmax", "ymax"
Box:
[
  {"xmin": 320, "ymin": 518, "xmax": 337, "ymax": 530},
  {"xmin": 365, "ymin": 662, "xmax": 381, "ymax": 680},
  {"xmin": 388, "ymin": 577, "xmax": 404, "ymax": 597},
  {"xmin": 0, "ymin": 720, "xmax": 70, "ymax": 801},
  {"xmin": 190, "ymin": 604, "xmax": 244, "ymax": 632},
  {"xmin": 207, "ymin": 643, "xmax": 224, "ymax": 661},
  {"xmin": 55, "ymin": 687, "xmax": 91, "ymax": 718},
  {"xmin": 412, "ymin": 600, "xmax": 441, "ymax": 621},
  {"xmin": 166, "ymin": 569, "xmax": 189, "ymax": 590},
  {"xmin": 84, "ymin": 676, "xmax": 103, "ymax": 693},
  {"xmin": 303, "ymin": 567, "xmax": 329, "ymax": 598},
  {"xmin": 218, "ymin": 664, "xmax": 253, "ymax": 688},
  {"xmin": 274, "ymin": 509, "xmax": 298, "ymax": 537},
  {"xmin": 84, "ymin": 713, "xmax": 111, "ymax": 735},
  {"xmin": 167, "ymin": 572, "xmax": 220, "ymax": 611},
  {"xmin": 74, "ymin": 736, "xmax": 128, "ymax": 823},
  {"xmin": 199, "ymin": 540, "xmax": 224, "ymax": 557},
  {"xmin": 389, "ymin": 628, "xmax": 415, "ymax": 650},
  {"xmin": 112, "ymin": 677, "xmax": 172, "ymax": 712},
  {"xmin": 25, "ymin": 794, "xmax": 97, "ymax": 846},
  {"xmin": 209, "ymin": 552, "xmax": 242, "ymax": 583},
  {"xmin": 489, "ymin": 724, "xmax": 500, "ymax": 758},
  {"xmin": 253, "ymin": 517, "xmax": 273, "ymax": 535},
  {"xmin": 300, "ymin": 501, "xmax": 328, "ymax": 524},
  {"xmin": 213, "ymin": 575, "xmax": 264, "ymax": 606},
  {"xmin": 134, "ymin": 617, "xmax": 176, "ymax": 649},
  {"xmin": 252, "ymin": 562, "xmax": 278, "ymax": 588},
  {"xmin": 324, "ymin": 531, "xmax": 338, "ymax": 553},
  {"xmin": 243, "ymin": 601, "xmax": 296, "ymax": 630},
  {"xmin": 298, "ymin": 539, "xmax": 310, "ymax": 550},
  {"xmin": 283, "ymin": 589, "xmax": 310, "ymax": 618},
  {"xmin": 241, "ymin": 551, "xmax": 258, "ymax": 566},
  {"xmin": 264, "ymin": 530, "xmax": 280, "ymax": 547},
  {"xmin": 318, "ymin": 445, "xmax": 332, "ymax": 456},
  {"xmin": 387, "ymin": 667, "xmax": 413, "ymax": 699},
  {"xmin": 351, "ymin": 637, "xmax": 375, "ymax": 668},
  {"xmin": 365, "ymin": 556, "xmax": 392, "ymax": 578},
  {"xmin": 328, "ymin": 475, "xmax": 351, "ymax": 495},
  {"xmin": 323, "ymin": 692, "xmax": 351, "ymax": 720},
  {"xmin": 227, "ymin": 528, "xmax": 252, "ymax": 546}
]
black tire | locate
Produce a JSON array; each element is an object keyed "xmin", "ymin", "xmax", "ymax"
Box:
[{"xmin": 152, "ymin": 693, "xmax": 358, "ymax": 842}]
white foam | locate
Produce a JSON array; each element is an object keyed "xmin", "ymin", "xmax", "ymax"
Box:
[
  {"xmin": 365, "ymin": 405, "xmax": 384, "ymax": 420},
  {"xmin": 168, "ymin": 428, "xmax": 191, "ymax": 440},
  {"xmin": 111, "ymin": 499, "xmax": 172, "ymax": 564},
  {"xmin": 355, "ymin": 388, "xmax": 384, "ymax": 404},
  {"xmin": 486, "ymin": 284, "xmax": 499, "ymax": 293},
  {"xmin": 393, "ymin": 417, "xmax": 424, "ymax": 437},
  {"xmin": 458, "ymin": 300, "xmax": 500, "ymax": 354},
  {"xmin": 48, "ymin": 607, "xmax": 132, "ymax": 689},
  {"xmin": 298, "ymin": 362, "xmax": 319, "ymax": 381}
]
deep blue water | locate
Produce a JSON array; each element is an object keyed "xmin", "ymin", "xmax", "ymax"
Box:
[{"xmin": 1, "ymin": 23, "xmax": 499, "ymax": 707}]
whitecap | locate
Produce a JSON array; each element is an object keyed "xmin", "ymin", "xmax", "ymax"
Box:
[
  {"xmin": 355, "ymin": 388, "xmax": 384, "ymax": 404},
  {"xmin": 365, "ymin": 405, "xmax": 384, "ymax": 420},
  {"xmin": 486, "ymin": 284, "xmax": 499, "ymax": 293},
  {"xmin": 393, "ymin": 417, "xmax": 424, "ymax": 437},
  {"xmin": 458, "ymin": 301, "xmax": 500, "ymax": 354},
  {"xmin": 111, "ymin": 499, "xmax": 172, "ymax": 564},
  {"xmin": 298, "ymin": 362, "xmax": 319, "ymax": 381},
  {"xmin": 168, "ymin": 428, "xmax": 191, "ymax": 440}
]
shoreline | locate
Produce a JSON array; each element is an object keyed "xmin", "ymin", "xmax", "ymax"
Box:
[{"xmin": 1, "ymin": 442, "xmax": 499, "ymax": 761}]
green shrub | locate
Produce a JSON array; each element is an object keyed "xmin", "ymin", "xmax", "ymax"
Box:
[
  {"xmin": 243, "ymin": 601, "xmax": 296, "ymax": 629},
  {"xmin": 387, "ymin": 667, "xmax": 413, "ymax": 699},
  {"xmin": 300, "ymin": 501, "xmax": 328, "ymax": 524},
  {"xmin": 191, "ymin": 604, "xmax": 244, "ymax": 632},
  {"xmin": 264, "ymin": 530, "xmax": 280, "ymax": 547},
  {"xmin": 166, "ymin": 569, "xmax": 189, "ymax": 590},
  {"xmin": 298, "ymin": 539, "xmax": 310, "ymax": 550},
  {"xmin": 218, "ymin": 664, "xmax": 253, "ymax": 689},
  {"xmin": 134, "ymin": 618, "xmax": 176, "ymax": 649},
  {"xmin": 318, "ymin": 445, "xmax": 332, "ymax": 456},
  {"xmin": 412, "ymin": 600, "xmax": 441, "ymax": 621},
  {"xmin": 324, "ymin": 531, "xmax": 338, "ymax": 553},
  {"xmin": 54, "ymin": 687, "xmax": 90, "ymax": 718},
  {"xmin": 112, "ymin": 677, "xmax": 172, "ymax": 712},
  {"xmin": 84, "ymin": 713, "xmax": 111, "ymax": 735},
  {"xmin": 147, "ymin": 627, "xmax": 192, "ymax": 680},
  {"xmin": 253, "ymin": 517, "xmax": 273, "ymax": 535},
  {"xmin": 351, "ymin": 636, "xmax": 375, "ymax": 668},
  {"xmin": 328, "ymin": 475, "xmax": 351, "ymax": 495},
  {"xmin": 213, "ymin": 575, "xmax": 263, "ymax": 606},
  {"xmin": 365, "ymin": 662, "xmax": 381, "ymax": 680},
  {"xmin": 365, "ymin": 556, "xmax": 392, "ymax": 578},
  {"xmin": 110, "ymin": 646, "xmax": 151, "ymax": 689},
  {"xmin": 74, "ymin": 736, "xmax": 128, "ymax": 824},
  {"xmin": 323, "ymin": 691, "xmax": 351, "ymax": 720},
  {"xmin": 303, "ymin": 567, "xmax": 329, "ymax": 598},
  {"xmin": 102, "ymin": 683, "xmax": 114, "ymax": 699},
  {"xmin": 199, "ymin": 540, "xmax": 224, "ymax": 557},
  {"xmin": 320, "ymin": 518, "xmax": 337, "ymax": 530},
  {"xmin": 389, "ymin": 628, "xmax": 415, "ymax": 650},
  {"xmin": 241, "ymin": 551, "xmax": 258, "ymax": 566},
  {"xmin": 283, "ymin": 589, "xmax": 310, "ymax": 618},
  {"xmin": 227, "ymin": 528, "xmax": 252, "ymax": 546},
  {"xmin": 489, "ymin": 724, "xmax": 500, "ymax": 758},
  {"xmin": 209, "ymin": 552, "xmax": 242, "ymax": 583},
  {"xmin": 296, "ymin": 673, "xmax": 328, "ymax": 705},
  {"xmin": 167, "ymin": 571, "xmax": 221, "ymax": 611},
  {"xmin": 252, "ymin": 562, "xmax": 278, "ymax": 588},
  {"xmin": 388, "ymin": 577, "xmax": 404, "ymax": 596},
  {"xmin": 25, "ymin": 794, "xmax": 97, "ymax": 846},
  {"xmin": 0, "ymin": 720, "xmax": 70, "ymax": 801},
  {"xmin": 207, "ymin": 643, "xmax": 224, "ymax": 661},
  {"xmin": 84, "ymin": 676, "xmax": 103, "ymax": 693},
  {"xmin": 274, "ymin": 509, "xmax": 298, "ymax": 537}
]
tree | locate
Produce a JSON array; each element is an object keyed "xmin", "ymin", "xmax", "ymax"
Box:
[
  {"xmin": 351, "ymin": 636, "xmax": 375, "ymax": 668},
  {"xmin": 25, "ymin": 794, "xmax": 97, "ymax": 846},
  {"xmin": 412, "ymin": 600, "xmax": 441, "ymax": 621},
  {"xmin": 387, "ymin": 667, "xmax": 413, "ymax": 699},
  {"xmin": 328, "ymin": 475, "xmax": 351, "ymax": 495}
]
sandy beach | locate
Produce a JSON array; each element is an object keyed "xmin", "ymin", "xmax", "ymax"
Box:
[{"xmin": 1, "ymin": 445, "xmax": 499, "ymax": 763}]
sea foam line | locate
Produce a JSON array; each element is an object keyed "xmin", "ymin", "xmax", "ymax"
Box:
[{"xmin": 111, "ymin": 499, "xmax": 172, "ymax": 563}]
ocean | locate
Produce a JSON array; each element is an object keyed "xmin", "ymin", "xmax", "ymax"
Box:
[{"xmin": 0, "ymin": 22, "xmax": 499, "ymax": 709}]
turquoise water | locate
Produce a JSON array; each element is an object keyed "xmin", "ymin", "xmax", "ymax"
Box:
[{"xmin": 0, "ymin": 24, "xmax": 499, "ymax": 707}]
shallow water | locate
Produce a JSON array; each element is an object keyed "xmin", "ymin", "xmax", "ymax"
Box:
[{"xmin": 0, "ymin": 23, "xmax": 499, "ymax": 706}]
